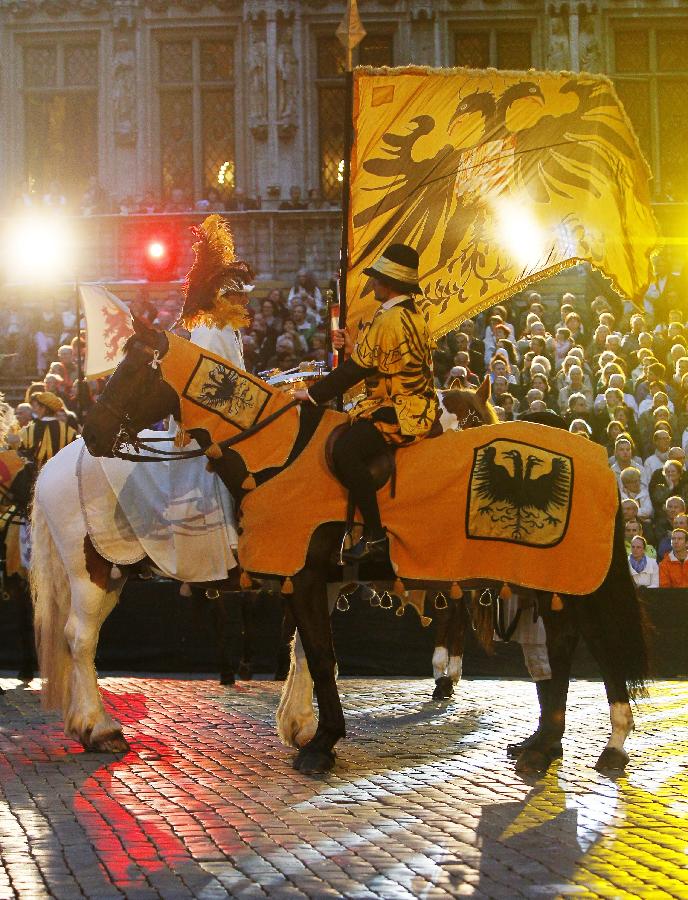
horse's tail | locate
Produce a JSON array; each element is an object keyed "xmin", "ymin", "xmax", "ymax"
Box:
[
  {"xmin": 30, "ymin": 481, "xmax": 72, "ymax": 712},
  {"xmin": 592, "ymin": 502, "xmax": 651, "ymax": 700}
]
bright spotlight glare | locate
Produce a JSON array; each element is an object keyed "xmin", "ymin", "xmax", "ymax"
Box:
[
  {"xmin": 3, "ymin": 217, "xmax": 73, "ymax": 283},
  {"xmin": 147, "ymin": 241, "xmax": 166, "ymax": 259},
  {"xmin": 494, "ymin": 199, "xmax": 545, "ymax": 270}
]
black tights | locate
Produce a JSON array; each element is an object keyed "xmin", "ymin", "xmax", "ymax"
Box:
[{"xmin": 331, "ymin": 419, "xmax": 388, "ymax": 540}]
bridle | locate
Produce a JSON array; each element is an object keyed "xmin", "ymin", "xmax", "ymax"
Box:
[{"xmin": 103, "ymin": 339, "xmax": 300, "ymax": 463}]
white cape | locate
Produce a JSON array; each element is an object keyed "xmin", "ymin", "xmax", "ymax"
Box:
[{"xmin": 77, "ymin": 436, "xmax": 238, "ymax": 582}]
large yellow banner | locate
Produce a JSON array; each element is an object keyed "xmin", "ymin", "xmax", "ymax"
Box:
[{"xmin": 347, "ymin": 66, "xmax": 660, "ymax": 337}]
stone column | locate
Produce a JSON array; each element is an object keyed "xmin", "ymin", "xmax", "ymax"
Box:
[
  {"xmin": 569, "ymin": 6, "xmax": 580, "ymax": 72},
  {"xmin": 109, "ymin": 2, "xmax": 140, "ymax": 202}
]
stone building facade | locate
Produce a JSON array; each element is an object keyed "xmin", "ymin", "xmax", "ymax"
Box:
[{"xmin": 0, "ymin": 0, "xmax": 685, "ymax": 285}]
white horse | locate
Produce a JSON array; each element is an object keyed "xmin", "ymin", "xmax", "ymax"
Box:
[{"xmin": 31, "ymin": 440, "xmax": 131, "ymax": 750}]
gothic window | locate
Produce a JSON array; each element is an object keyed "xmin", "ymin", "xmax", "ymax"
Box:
[
  {"xmin": 316, "ymin": 32, "xmax": 394, "ymax": 204},
  {"xmin": 612, "ymin": 25, "xmax": 688, "ymax": 200},
  {"xmin": 454, "ymin": 28, "xmax": 533, "ymax": 70},
  {"xmin": 22, "ymin": 39, "xmax": 99, "ymax": 198},
  {"xmin": 157, "ymin": 37, "xmax": 235, "ymax": 201}
]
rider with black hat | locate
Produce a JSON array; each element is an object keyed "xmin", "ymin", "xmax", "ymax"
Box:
[{"xmin": 294, "ymin": 243, "xmax": 437, "ymax": 562}]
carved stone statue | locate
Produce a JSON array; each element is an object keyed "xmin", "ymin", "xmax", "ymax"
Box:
[
  {"xmin": 579, "ymin": 14, "xmax": 602, "ymax": 73},
  {"xmin": 112, "ymin": 35, "xmax": 136, "ymax": 146},
  {"xmin": 548, "ymin": 14, "xmax": 570, "ymax": 71},
  {"xmin": 276, "ymin": 26, "xmax": 297, "ymax": 125},
  {"xmin": 249, "ymin": 32, "xmax": 268, "ymax": 133}
]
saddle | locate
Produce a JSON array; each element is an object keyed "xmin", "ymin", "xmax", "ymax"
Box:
[{"xmin": 325, "ymin": 422, "xmax": 396, "ymax": 494}]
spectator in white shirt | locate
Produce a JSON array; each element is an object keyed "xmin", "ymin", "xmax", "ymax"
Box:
[
  {"xmin": 628, "ymin": 536, "xmax": 659, "ymax": 589},
  {"xmin": 644, "ymin": 429, "xmax": 673, "ymax": 484},
  {"xmin": 620, "ymin": 466, "xmax": 654, "ymax": 522},
  {"xmin": 610, "ymin": 436, "xmax": 646, "ymax": 487}
]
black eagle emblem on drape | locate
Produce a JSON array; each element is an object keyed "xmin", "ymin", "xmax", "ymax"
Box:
[
  {"xmin": 468, "ymin": 441, "xmax": 573, "ymax": 546},
  {"xmin": 348, "ymin": 69, "xmax": 657, "ymax": 337}
]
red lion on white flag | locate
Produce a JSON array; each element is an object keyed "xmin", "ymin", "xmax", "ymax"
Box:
[{"xmin": 80, "ymin": 284, "xmax": 135, "ymax": 378}]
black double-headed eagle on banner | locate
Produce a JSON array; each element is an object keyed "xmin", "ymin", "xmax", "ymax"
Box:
[{"xmin": 348, "ymin": 67, "xmax": 659, "ymax": 336}]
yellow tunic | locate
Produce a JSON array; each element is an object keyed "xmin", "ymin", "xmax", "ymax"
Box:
[
  {"xmin": 350, "ymin": 296, "xmax": 438, "ymax": 445},
  {"xmin": 20, "ymin": 418, "xmax": 79, "ymax": 468}
]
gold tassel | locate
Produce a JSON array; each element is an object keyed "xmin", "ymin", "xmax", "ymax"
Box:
[
  {"xmin": 205, "ymin": 443, "xmax": 222, "ymax": 459},
  {"xmin": 450, "ymin": 581, "xmax": 462, "ymax": 600},
  {"xmin": 239, "ymin": 570, "xmax": 253, "ymax": 590},
  {"xmin": 393, "ymin": 577, "xmax": 406, "ymax": 598},
  {"xmin": 499, "ymin": 582, "xmax": 512, "ymax": 601},
  {"xmin": 242, "ymin": 474, "xmax": 257, "ymax": 490},
  {"xmin": 110, "ymin": 564, "xmax": 122, "ymax": 580},
  {"xmin": 551, "ymin": 592, "xmax": 564, "ymax": 612},
  {"xmin": 281, "ymin": 576, "xmax": 294, "ymax": 595},
  {"xmin": 179, "ymin": 582, "xmax": 192, "ymax": 597}
]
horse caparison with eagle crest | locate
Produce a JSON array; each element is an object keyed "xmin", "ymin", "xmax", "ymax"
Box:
[{"xmin": 57, "ymin": 321, "xmax": 650, "ymax": 777}]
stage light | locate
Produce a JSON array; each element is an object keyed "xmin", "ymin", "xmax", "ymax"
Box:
[
  {"xmin": 141, "ymin": 230, "xmax": 178, "ymax": 281},
  {"xmin": 2, "ymin": 216, "xmax": 74, "ymax": 284},
  {"xmin": 147, "ymin": 240, "xmax": 166, "ymax": 260}
]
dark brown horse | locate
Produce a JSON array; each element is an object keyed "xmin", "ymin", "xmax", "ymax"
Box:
[{"xmin": 81, "ymin": 322, "xmax": 649, "ymax": 776}]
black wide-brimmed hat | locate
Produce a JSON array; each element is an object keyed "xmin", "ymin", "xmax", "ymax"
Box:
[{"xmin": 363, "ymin": 243, "xmax": 421, "ymax": 294}]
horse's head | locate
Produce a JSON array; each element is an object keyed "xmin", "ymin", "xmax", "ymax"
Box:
[
  {"xmin": 440, "ymin": 375, "xmax": 497, "ymax": 429},
  {"xmin": 82, "ymin": 318, "xmax": 180, "ymax": 457}
]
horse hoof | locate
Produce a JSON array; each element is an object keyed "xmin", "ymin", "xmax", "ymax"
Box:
[
  {"xmin": 237, "ymin": 663, "xmax": 253, "ymax": 680},
  {"xmin": 515, "ymin": 743, "xmax": 562, "ymax": 773},
  {"xmin": 595, "ymin": 747, "xmax": 629, "ymax": 773},
  {"xmin": 293, "ymin": 748, "xmax": 336, "ymax": 776},
  {"xmin": 506, "ymin": 731, "xmax": 540, "ymax": 759},
  {"xmin": 17, "ymin": 670, "xmax": 34, "ymax": 683},
  {"xmin": 220, "ymin": 672, "xmax": 235, "ymax": 686},
  {"xmin": 85, "ymin": 731, "xmax": 130, "ymax": 754},
  {"xmin": 432, "ymin": 676, "xmax": 454, "ymax": 701}
]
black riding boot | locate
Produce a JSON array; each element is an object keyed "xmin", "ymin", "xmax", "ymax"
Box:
[{"xmin": 507, "ymin": 679, "xmax": 559, "ymax": 758}]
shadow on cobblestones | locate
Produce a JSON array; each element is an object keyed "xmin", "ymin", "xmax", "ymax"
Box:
[{"xmin": 1, "ymin": 675, "xmax": 688, "ymax": 898}]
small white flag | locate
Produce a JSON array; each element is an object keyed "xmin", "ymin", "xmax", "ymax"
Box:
[{"xmin": 80, "ymin": 284, "xmax": 135, "ymax": 378}]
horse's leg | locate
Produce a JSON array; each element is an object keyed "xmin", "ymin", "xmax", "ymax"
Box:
[
  {"xmin": 576, "ymin": 605, "xmax": 634, "ymax": 772},
  {"xmin": 274, "ymin": 597, "xmax": 296, "ymax": 681},
  {"xmin": 16, "ymin": 577, "xmax": 36, "ymax": 681},
  {"xmin": 63, "ymin": 575, "xmax": 128, "ymax": 752},
  {"xmin": 447, "ymin": 599, "xmax": 467, "ymax": 686},
  {"xmin": 276, "ymin": 631, "xmax": 317, "ymax": 749},
  {"xmin": 283, "ymin": 570, "xmax": 344, "ymax": 775},
  {"xmin": 237, "ymin": 591, "xmax": 255, "ymax": 680},
  {"xmin": 216, "ymin": 593, "xmax": 235, "ymax": 685},
  {"xmin": 432, "ymin": 599, "xmax": 451, "ymax": 700},
  {"xmin": 276, "ymin": 585, "xmax": 339, "ymax": 749},
  {"xmin": 506, "ymin": 634, "xmax": 552, "ymax": 759},
  {"xmin": 515, "ymin": 603, "xmax": 578, "ymax": 773}
]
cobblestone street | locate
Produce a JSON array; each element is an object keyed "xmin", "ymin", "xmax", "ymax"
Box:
[{"xmin": 1, "ymin": 675, "xmax": 687, "ymax": 899}]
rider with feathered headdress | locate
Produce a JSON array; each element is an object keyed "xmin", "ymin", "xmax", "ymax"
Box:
[{"xmin": 178, "ymin": 214, "xmax": 254, "ymax": 369}]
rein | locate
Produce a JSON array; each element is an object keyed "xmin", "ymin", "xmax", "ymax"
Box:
[{"xmin": 112, "ymin": 398, "xmax": 300, "ymax": 463}]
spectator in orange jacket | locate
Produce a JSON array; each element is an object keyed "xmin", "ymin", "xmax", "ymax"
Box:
[{"xmin": 659, "ymin": 528, "xmax": 688, "ymax": 588}]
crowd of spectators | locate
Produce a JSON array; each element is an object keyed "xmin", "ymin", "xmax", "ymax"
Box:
[
  {"xmin": 4, "ymin": 179, "xmax": 333, "ymax": 217},
  {"xmin": 3, "ymin": 253, "xmax": 688, "ymax": 591},
  {"xmin": 428, "ymin": 261, "xmax": 688, "ymax": 590}
]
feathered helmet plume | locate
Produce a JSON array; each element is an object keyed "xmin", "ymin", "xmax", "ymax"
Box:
[{"xmin": 180, "ymin": 215, "xmax": 254, "ymax": 330}]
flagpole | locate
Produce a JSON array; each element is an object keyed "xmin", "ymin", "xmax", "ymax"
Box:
[
  {"xmin": 338, "ymin": 65, "xmax": 354, "ymax": 338},
  {"xmin": 74, "ymin": 278, "xmax": 83, "ymax": 424},
  {"xmin": 335, "ymin": 0, "xmax": 365, "ymax": 346}
]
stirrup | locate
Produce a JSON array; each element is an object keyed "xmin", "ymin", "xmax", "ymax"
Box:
[{"xmin": 338, "ymin": 528, "xmax": 353, "ymax": 567}]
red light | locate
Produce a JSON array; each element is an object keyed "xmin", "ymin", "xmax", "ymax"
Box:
[{"xmin": 147, "ymin": 240, "xmax": 167, "ymax": 260}]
